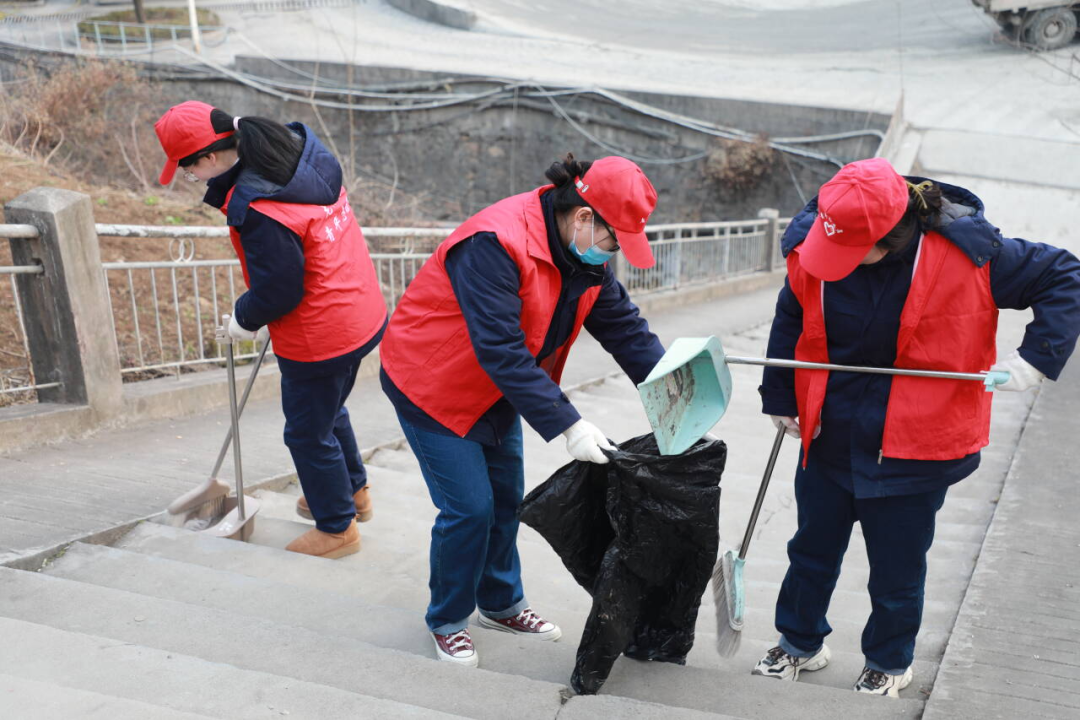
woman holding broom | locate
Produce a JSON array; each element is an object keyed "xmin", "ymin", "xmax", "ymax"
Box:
[
  {"xmin": 754, "ymin": 157, "xmax": 1080, "ymax": 697},
  {"xmin": 154, "ymin": 101, "xmax": 386, "ymax": 559}
]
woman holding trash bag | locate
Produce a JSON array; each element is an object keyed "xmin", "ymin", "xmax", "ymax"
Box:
[
  {"xmin": 379, "ymin": 153, "xmax": 667, "ymax": 666},
  {"xmin": 154, "ymin": 101, "xmax": 387, "ymax": 559},
  {"xmin": 755, "ymin": 157, "xmax": 1080, "ymax": 697}
]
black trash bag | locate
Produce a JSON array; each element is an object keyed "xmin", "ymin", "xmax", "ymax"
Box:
[{"xmin": 519, "ymin": 432, "xmax": 725, "ymax": 695}]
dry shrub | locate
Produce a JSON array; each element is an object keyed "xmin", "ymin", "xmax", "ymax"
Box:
[
  {"xmin": 0, "ymin": 57, "xmax": 163, "ymax": 191},
  {"xmin": 704, "ymin": 135, "xmax": 777, "ymax": 194}
]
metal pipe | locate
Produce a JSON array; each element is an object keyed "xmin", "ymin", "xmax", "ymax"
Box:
[{"xmin": 726, "ymin": 356, "xmax": 1000, "ymax": 383}]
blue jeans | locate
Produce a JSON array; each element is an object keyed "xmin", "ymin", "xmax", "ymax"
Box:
[
  {"xmin": 397, "ymin": 412, "xmax": 529, "ymax": 634},
  {"xmin": 775, "ymin": 461, "xmax": 948, "ymax": 674},
  {"xmin": 279, "ymin": 347, "xmax": 369, "ymax": 534}
]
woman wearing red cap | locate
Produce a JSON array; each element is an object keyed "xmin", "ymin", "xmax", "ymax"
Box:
[
  {"xmin": 379, "ymin": 153, "xmax": 666, "ymax": 666},
  {"xmin": 154, "ymin": 101, "xmax": 387, "ymax": 559},
  {"xmin": 753, "ymin": 157, "xmax": 1080, "ymax": 696}
]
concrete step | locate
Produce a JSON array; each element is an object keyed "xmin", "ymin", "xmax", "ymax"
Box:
[
  {"xmin": 106, "ymin": 525, "xmax": 927, "ymax": 715},
  {"xmin": 42, "ymin": 541, "xmax": 941, "ymax": 695},
  {"xmin": 125, "ymin": 514, "xmax": 954, "ymax": 672},
  {"xmin": 0, "ymin": 567, "xmax": 566, "ymax": 720},
  {"xmin": 0, "ymin": 617, "xmax": 459, "ymax": 720},
  {"xmin": 0, "ymin": 672, "xmax": 219, "ymax": 720},
  {"xmin": 0, "ymin": 616, "xmax": 744, "ymax": 720}
]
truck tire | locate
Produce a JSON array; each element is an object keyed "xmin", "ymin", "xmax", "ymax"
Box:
[{"xmin": 1024, "ymin": 7, "xmax": 1078, "ymax": 51}]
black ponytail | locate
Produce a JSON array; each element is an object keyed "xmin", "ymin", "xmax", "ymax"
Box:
[
  {"xmin": 544, "ymin": 153, "xmax": 614, "ymax": 230},
  {"xmin": 177, "ymin": 108, "xmax": 303, "ymax": 186},
  {"xmin": 875, "ymin": 179, "xmax": 944, "ymax": 254}
]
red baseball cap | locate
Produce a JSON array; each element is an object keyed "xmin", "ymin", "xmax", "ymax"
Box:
[
  {"xmin": 798, "ymin": 157, "xmax": 909, "ymax": 282},
  {"xmin": 154, "ymin": 101, "xmax": 234, "ymax": 185},
  {"xmin": 574, "ymin": 156, "xmax": 659, "ymax": 269}
]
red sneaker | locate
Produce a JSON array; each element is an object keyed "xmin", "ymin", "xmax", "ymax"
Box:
[
  {"xmin": 431, "ymin": 629, "xmax": 478, "ymax": 666},
  {"xmin": 477, "ymin": 607, "xmax": 562, "ymax": 641}
]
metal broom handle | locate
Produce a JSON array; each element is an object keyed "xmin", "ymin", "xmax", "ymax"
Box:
[
  {"xmin": 726, "ymin": 356, "xmax": 1006, "ymax": 384},
  {"xmin": 739, "ymin": 422, "xmax": 786, "ymax": 561},
  {"xmin": 223, "ymin": 317, "xmax": 246, "ymax": 521},
  {"xmin": 210, "ymin": 337, "xmax": 270, "ymax": 479}
]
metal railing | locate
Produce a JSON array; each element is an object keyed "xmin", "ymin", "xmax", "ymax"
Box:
[
  {"xmin": 620, "ymin": 219, "xmax": 778, "ymax": 295},
  {"xmin": 73, "ymin": 20, "xmax": 228, "ymax": 55},
  {"xmin": 1, "ymin": 217, "xmax": 789, "ymax": 404},
  {"xmin": 0, "ymin": 224, "xmax": 57, "ymax": 400}
]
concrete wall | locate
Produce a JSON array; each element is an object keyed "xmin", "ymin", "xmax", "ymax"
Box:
[{"xmin": 150, "ymin": 57, "xmax": 886, "ymax": 223}]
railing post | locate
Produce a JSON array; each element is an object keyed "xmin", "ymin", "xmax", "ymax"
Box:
[
  {"xmin": 5, "ymin": 188, "xmax": 123, "ymax": 417},
  {"xmin": 758, "ymin": 207, "xmax": 780, "ymax": 271}
]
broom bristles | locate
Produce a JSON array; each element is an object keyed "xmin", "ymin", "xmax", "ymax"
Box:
[{"xmin": 712, "ymin": 551, "xmax": 743, "ymax": 658}]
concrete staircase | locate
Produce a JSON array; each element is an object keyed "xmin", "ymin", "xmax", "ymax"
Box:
[{"xmin": 0, "ymin": 323, "xmax": 1031, "ymax": 719}]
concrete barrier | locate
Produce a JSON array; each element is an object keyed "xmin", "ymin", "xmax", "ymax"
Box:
[{"xmin": 385, "ymin": 0, "xmax": 476, "ymax": 30}]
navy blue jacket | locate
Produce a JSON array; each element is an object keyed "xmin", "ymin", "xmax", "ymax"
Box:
[
  {"xmin": 761, "ymin": 179, "xmax": 1080, "ymax": 498},
  {"xmin": 203, "ymin": 123, "xmax": 342, "ymax": 334},
  {"xmin": 383, "ymin": 191, "xmax": 665, "ymax": 445}
]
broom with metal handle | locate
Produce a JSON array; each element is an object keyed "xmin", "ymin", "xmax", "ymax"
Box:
[
  {"xmin": 713, "ymin": 422, "xmax": 786, "ymax": 658},
  {"xmin": 709, "ymin": 361, "xmax": 1010, "ymax": 657},
  {"xmin": 166, "ymin": 323, "xmax": 270, "ymax": 522}
]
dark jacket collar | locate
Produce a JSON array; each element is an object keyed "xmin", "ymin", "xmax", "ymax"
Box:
[{"xmin": 202, "ymin": 123, "xmax": 343, "ymax": 227}]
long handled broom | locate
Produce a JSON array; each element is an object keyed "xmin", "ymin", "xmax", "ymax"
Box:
[
  {"xmin": 713, "ymin": 421, "xmax": 786, "ymax": 657},
  {"xmin": 165, "ymin": 319, "xmax": 269, "ymax": 529}
]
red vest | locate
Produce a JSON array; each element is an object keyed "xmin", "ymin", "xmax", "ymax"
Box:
[
  {"xmin": 380, "ymin": 186, "xmax": 602, "ymax": 436},
  {"xmin": 788, "ymin": 231, "xmax": 998, "ymax": 465},
  {"xmin": 225, "ymin": 187, "xmax": 387, "ymax": 362}
]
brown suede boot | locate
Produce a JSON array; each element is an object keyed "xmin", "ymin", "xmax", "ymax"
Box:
[
  {"xmin": 296, "ymin": 486, "xmax": 374, "ymax": 523},
  {"xmin": 353, "ymin": 486, "xmax": 373, "ymax": 522},
  {"xmin": 285, "ymin": 519, "xmax": 360, "ymax": 559}
]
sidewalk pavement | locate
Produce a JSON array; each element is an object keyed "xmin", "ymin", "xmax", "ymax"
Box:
[
  {"xmin": 0, "ymin": 281, "xmax": 784, "ymax": 565},
  {"xmin": 923, "ymin": 356, "xmax": 1080, "ymax": 720}
]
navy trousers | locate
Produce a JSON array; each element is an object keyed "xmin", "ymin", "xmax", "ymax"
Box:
[
  {"xmin": 775, "ymin": 461, "xmax": 948, "ymax": 674},
  {"xmin": 278, "ymin": 345, "xmax": 370, "ymax": 534}
]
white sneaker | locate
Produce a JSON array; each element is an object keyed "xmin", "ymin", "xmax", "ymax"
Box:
[
  {"xmin": 431, "ymin": 629, "xmax": 479, "ymax": 667},
  {"xmin": 752, "ymin": 644, "xmax": 831, "ymax": 680},
  {"xmin": 853, "ymin": 666, "xmax": 913, "ymax": 697}
]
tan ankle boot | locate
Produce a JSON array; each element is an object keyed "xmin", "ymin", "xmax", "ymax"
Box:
[
  {"xmin": 353, "ymin": 486, "xmax": 373, "ymax": 522},
  {"xmin": 285, "ymin": 519, "xmax": 360, "ymax": 559},
  {"xmin": 296, "ymin": 486, "xmax": 373, "ymax": 523}
]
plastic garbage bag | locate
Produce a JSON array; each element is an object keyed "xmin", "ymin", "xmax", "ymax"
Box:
[{"xmin": 519, "ymin": 432, "xmax": 725, "ymax": 695}]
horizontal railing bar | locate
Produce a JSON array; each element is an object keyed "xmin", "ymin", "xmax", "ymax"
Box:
[
  {"xmin": 0, "ymin": 224, "xmax": 41, "ymax": 239},
  {"xmin": 0, "ymin": 265, "xmax": 44, "ymax": 275},
  {"xmin": 119, "ymin": 354, "xmax": 266, "ymax": 374},
  {"xmin": 93, "ymin": 221, "xmax": 791, "ymax": 241},
  {"xmin": 0, "ymin": 382, "xmax": 60, "ymax": 394},
  {"xmin": 102, "ymin": 260, "xmax": 240, "ymax": 270},
  {"xmin": 95, "ymin": 224, "xmax": 230, "ymax": 238}
]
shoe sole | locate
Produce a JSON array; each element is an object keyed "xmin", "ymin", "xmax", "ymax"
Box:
[
  {"xmin": 752, "ymin": 645, "xmax": 831, "ymax": 681},
  {"xmin": 286, "ymin": 538, "xmax": 361, "ymax": 559},
  {"xmin": 476, "ymin": 614, "xmax": 563, "ymax": 641},
  {"xmin": 431, "ymin": 635, "xmax": 479, "ymax": 667},
  {"xmin": 296, "ymin": 506, "xmax": 373, "ymax": 523}
]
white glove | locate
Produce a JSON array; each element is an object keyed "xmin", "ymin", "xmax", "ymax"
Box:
[
  {"xmin": 225, "ymin": 314, "xmax": 257, "ymax": 341},
  {"xmin": 990, "ymin": 350, "xmax": 1045, "ymax": 392},
  {"xmin": 771, "ymin": 415, "xmax": 821, "ymax": 439},
  {"xmin": 562, "ymin": 419, "xmax": 614, "ymax": 464},
  {"xmin": 256, "ymin": 325, "xmax": 271, "ymax": 347}
]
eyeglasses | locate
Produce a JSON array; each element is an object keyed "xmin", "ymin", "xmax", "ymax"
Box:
[
  {"xmin": 183, "ymin": 170, "xmax": 200, "ymax": 183},
  {"xmin": 593, "ymin": 221, "xmax": 620, "ymax": 252}
]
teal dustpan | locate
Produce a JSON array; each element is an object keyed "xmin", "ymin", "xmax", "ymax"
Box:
[{"xmin": 637, "ymin": 336, "xmax": 733, "ymax": 456}]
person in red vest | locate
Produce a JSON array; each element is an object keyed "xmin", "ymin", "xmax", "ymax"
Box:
[
  {"xmin": 754, "ymin": 157, "xmax": 1080, "ymax": 696},
  {"xmin": 154, "ymin": 101, "xmax": 387, "ymax": 559},
  {"xmin": 380, "ymin": 154, "xmax": 666, "ymax": 666}
]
